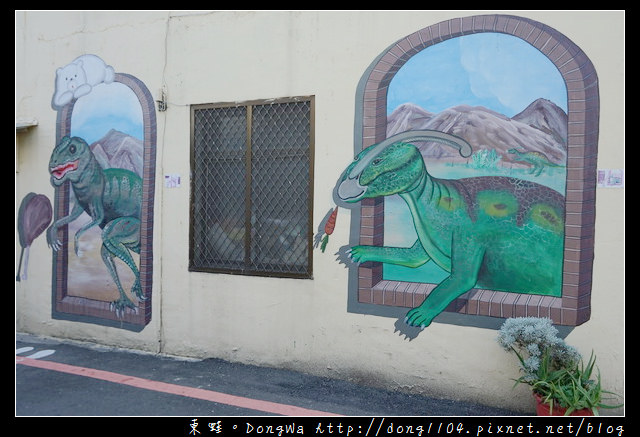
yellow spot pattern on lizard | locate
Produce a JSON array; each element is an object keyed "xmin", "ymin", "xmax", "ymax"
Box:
[
  {"xmin": 530, "ymin": 204, "xmax": 564, "ymax": 234},
  {"xmin": 477, "ymin": 191, "xmax": 518, "ymax": 218},
  {"xmin": 438, "ymin": 195, "xmax": 463, "ymax": 212}
]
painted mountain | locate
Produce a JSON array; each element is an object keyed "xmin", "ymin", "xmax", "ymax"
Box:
[
  {"xmin": 387, "ymin": 98, "xmax": 567, "ymax": 166},
  {"xmin": 90, "ymin": 128, "xmax": 144, "ymax": 177}
]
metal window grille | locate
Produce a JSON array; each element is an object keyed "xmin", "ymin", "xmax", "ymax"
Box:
[{"xmin": 190, "ymin": 97, "xmax": 314, "ymax": 278}]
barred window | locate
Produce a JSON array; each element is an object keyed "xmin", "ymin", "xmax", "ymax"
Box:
[{"xmin": 189, "ymin": 97, "xmax": 314, "ymax": 278}]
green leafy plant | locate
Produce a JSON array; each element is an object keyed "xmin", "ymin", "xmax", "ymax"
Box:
[
  {"xmin": 497, "ymin": 317, "xmax": 623, "ymax": 415},
  {"xmin": 469, "ymin": 148, "xmax": 501, "ymax": 169}
]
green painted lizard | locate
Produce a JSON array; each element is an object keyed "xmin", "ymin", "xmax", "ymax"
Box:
[
  {"xmin": 337, "ymin": 130, "xmax": 565, "ymax": 328},
  {"xmin": 46, "ymin": 136, "xmax": 144, "ymax": 317},
  {"xmin": 508, "ymin": 148, "xmax": 564, "ymax": 176}
]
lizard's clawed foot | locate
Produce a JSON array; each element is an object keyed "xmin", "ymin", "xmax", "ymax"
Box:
[
  {"xmin": 404, "ymin": 306, "xmax": 436, "ymax": 330},
  {"xmin": 110, "ymin": 297, "xmax": 138, "ymax": 318}
]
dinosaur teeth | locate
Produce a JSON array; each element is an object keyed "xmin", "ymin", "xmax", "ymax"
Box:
[{"xmin": 50, "ymin": 160, "xmax": 79, "ymax": 179}]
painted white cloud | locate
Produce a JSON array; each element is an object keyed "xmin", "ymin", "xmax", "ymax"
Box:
[{"xmin": 388, "ymin": 32, "xmax": 567, "ymax": 117}]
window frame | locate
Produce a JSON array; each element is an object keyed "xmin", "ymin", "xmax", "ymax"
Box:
[
  {"xmin": 189, "ymin": 96, "xmax": 315, "ymax": 279},
  {"xmin": 350, "ymin": 15, "xmax": 598, "ymax": 326}
]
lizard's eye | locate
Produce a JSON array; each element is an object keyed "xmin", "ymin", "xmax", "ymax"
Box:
[
  {"xmin": 373, "ymin": 158, "xmax": 383, "ymax": 165},
  {"xmin": 69, "ymin": 145, "xmax": 76, "ymax": 154}
]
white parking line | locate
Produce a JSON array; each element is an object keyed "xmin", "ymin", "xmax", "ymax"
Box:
[
  {"xmin": 16, "ymin": 347, "xmax": 56, "ymax": 359},
  {"xmin": 26, "ymin": 350, "xmax": 56, "ymax": 359}
]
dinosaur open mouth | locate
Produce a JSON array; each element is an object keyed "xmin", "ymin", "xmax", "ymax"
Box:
[{"xmin": 50, "ymin": 160, "xmax": 79, "ymax": 180}]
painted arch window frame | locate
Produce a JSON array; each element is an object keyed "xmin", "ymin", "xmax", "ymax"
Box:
[
  {"xmin": 51, "ymin": 72, "xmax": 156, "ymax": 332},
  {"xmin": 351, "ymin": 14, "xmax": 597, "ymax": 326}
]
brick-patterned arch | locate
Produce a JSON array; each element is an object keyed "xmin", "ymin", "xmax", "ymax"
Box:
[
  {"xmin": 51, "ymin": 72, "xmax": 156, "ymax": 331},
  {"xmin": 353, "ymin": 14, "xmax": 597, "ymax": 326}
]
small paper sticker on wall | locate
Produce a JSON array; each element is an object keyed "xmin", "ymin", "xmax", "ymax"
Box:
[
  {"xmin": 165, "ymin": 174, "xmax": 181, "ymax": 188},
  {"xmin": 597, "ymin": 169, "xmax": 624, "ymax": 188}
]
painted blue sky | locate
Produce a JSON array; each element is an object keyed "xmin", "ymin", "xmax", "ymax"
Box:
[
  {"xmin": 70, "ymin": 82, "xmax": 144, "ymax": 144},
  {"xmin": 387, "ymin": 32, "xmax": 568, "ymax": 118}
]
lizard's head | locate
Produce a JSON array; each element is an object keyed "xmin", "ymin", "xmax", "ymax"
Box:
[
  {"xmin": 337, "ymin": 142, "xmax": 425, "ymax": 202},
  {"xmin": 48, "ymin": 136, "xmax": 92, "ymax": 187},
  {"xmin": 336, "ymin": 130, "xmax": 472, "ymax": 203}
]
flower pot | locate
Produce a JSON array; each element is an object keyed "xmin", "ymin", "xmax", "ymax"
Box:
[{"xmin": 533, "ymin": 393, "xmax": 595, "ymax": 416}]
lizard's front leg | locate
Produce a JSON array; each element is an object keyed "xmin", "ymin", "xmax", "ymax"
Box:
[
  {"xmin": 405, "ymin": 240, "xmax": 485, "ymax": 328},
  {"xmin": 349, "ymin": 239, "xmax": 431, "ymax": 268},
  {"xmin": 46, "ymin": 202, "xmax": 85, "ymax": 251}
]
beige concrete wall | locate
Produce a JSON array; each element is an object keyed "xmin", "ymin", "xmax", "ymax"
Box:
[{"xmin": 15, "ymin": 10, "xmax": 624, "ymax": 414}]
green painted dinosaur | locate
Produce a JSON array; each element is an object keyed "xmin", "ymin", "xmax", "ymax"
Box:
[
  {"xmin": 337, "ymin": 130, "xmax": 565, "ymax": 328},
  {"xmin": 46, "ymin": 136, "xmax": 143, "ymax": 317},
  {"xmin": 508, "ymin": 148, "xmax": 564, "ymax": 176}
]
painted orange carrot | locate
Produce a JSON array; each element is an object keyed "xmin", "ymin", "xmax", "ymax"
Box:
[{"xmin": 320, "ymin": 206, "xmax": 339, "ymax": 252}]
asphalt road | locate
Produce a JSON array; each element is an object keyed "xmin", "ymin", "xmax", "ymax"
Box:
[{"xmin": 16, "ymin": 332, "xmax": 521, "ymax": 418}]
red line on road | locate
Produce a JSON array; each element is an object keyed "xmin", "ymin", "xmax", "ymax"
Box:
[{"xmin": 16, "ymin": 356, "xmax": 342, "ymax": 416}]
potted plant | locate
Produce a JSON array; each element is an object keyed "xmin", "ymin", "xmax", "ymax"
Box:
[{"xmin": 497, "ymin": 317, "xmax": 623, "ymax": 416}]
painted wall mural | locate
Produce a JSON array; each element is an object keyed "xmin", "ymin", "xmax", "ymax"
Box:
[
  {"xmin": 324, "ymin": 15, "xmax": 598, "ymax": 331},
  {"xmin": 46, "ymin": 54, "xmax": 156, "ymax": 331}
]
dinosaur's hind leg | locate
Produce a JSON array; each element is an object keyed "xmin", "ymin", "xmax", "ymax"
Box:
[{"xmin": 101, "ymin": 217, "xmax": 142, "ymax": 317}]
